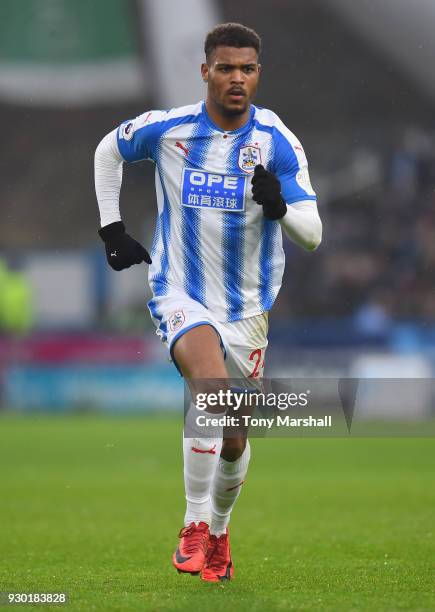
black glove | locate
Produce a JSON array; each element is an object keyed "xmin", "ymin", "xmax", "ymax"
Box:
[
  {"xmin": 251, "ymin": 164, "xmax": 287, "ymax": 220},
  {"xmin": 99, "ymin": 221, "xmax": 151, "ymax": 271}
]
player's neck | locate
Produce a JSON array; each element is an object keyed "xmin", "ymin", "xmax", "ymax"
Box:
[{"xmin": 205, "ymin": 99, "xmax": 251, "ymax": 132}]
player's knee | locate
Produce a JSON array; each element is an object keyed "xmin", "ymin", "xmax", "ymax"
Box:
[
  {"xmin": 221, "ymin": 436, "xmax": 246, "ymax": 461},
  {"xmin": 192, "ymin": 380, "xmax": 231, "ymax": 414}
]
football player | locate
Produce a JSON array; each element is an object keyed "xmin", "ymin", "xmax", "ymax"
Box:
[{"xmin": 95, "ymin": 22, "xmax": 322, "ymax": 582}]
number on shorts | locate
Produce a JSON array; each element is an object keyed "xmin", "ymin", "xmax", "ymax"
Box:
[{"xmin": 248, "ymin": 348, "xmax": 262, "ymax": 378}]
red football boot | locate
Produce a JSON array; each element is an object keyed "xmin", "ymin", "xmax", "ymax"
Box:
[
  {"xmin": 172, "ymin": 521, "xmax": 210, "ymax": 574},
  {"xmin": 200, "ymin": 529, "xmax": 234, "ymax": 582}
]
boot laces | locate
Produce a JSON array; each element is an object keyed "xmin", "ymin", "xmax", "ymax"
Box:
[
  {"xmin": 206, "ymin": 535, "xmax": 227, "ymax": 571},
  {"xmin": 178, "ymin": 523, "xmax": 207, "ymax": 555}
]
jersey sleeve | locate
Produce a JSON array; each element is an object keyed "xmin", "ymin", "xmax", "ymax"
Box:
[
  {"xmin": 271, "ymin": 123, "xmax": 317, "ymax": 204},
  {"xmin": 116, "ymin": 110, "xmax": 167, "ymax": 163}
]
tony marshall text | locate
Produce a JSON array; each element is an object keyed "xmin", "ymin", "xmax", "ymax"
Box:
[{"xmin": 196, "ymin": 415, "xmax": 332, "ymax": 428}]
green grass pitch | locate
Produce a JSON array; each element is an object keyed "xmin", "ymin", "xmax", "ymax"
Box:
[{"xmin": 0, "ymin": 414, "xmax": 434, "ymax": 611}]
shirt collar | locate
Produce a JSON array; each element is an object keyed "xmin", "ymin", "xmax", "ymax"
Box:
[{"xmin": 201, "ymin": 101, "xmax": 255, "ymax": 135}]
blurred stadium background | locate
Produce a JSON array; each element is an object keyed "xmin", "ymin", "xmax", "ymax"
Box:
[{"xmin": 1, "ymin": 0, "xmax": 434, "ymax": 417}]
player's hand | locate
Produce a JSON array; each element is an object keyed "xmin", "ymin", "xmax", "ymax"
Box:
[
  {"xmin": 98, "ymin": 221, "xmax": 152, "ymax": 271},
  {"xmin": 251, "ymin": 164, "xmax": 287, "ymax": 220}
]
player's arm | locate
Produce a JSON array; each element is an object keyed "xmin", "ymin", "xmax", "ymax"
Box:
[
  {"xmin": 252, "ymin": 121, "xmax": 322, "ymax": 251},
  {"xmin": 279, "ymin": 199, "xmax": 322, "ymax": 251},
  {"xmin": 251, "ymin": 164, "xmax": 322, "ymax": 251},
  {"xmin": 94, "ymin": 116, "xmax": 158, "ymax": 270},
  {"xmin": 95, "ymin": 129, "xmax": 123, "ymax": 227}
]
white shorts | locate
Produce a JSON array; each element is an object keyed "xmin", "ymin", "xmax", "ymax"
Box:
[{"xmin": 149, "ymin": 292, "xmax": 268, "ymax": 380}]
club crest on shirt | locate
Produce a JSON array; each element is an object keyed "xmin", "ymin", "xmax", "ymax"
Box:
[
  {"xmin": 238, "ymin": 145, "xmax": 262, "ymax": 173},
  {"xmin": 168, "ymin": 310, "xmax": 185, "ymax": 332}
]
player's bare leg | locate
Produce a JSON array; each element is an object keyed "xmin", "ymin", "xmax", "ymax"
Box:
[{"xmin": 172, "ymin": 325, "xmax": 228, "ymax": 380}]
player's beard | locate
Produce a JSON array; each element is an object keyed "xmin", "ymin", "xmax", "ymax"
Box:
[
  {"xmin": 217, "ymin": 97, "xmax": 250, "ymax": 117},
  {"xmin": 222, "ymin": 104, "xmax": 248, "ymax": 116}
]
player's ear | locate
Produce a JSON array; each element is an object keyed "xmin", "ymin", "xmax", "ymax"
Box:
[
  {"xmin": 257, "ymin": 63, "xmax": 262, "ymax": 76},
  {"xmin": 201, "ymin": 63, "xmax": 209, "ymax": 83}
]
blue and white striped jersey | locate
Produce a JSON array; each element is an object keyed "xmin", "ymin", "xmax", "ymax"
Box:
[{"xmin": 117, "ymin": 101, "xmax": 316, "ymax": 323}]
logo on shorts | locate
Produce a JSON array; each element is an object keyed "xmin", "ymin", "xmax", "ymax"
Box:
[
  {"xmin": 168, "ymin": 310, "xmax": 185, "ymax": 332},
  {"xmin": 238, "ymin": 146, "xmax": 261, "ymax": 173}
]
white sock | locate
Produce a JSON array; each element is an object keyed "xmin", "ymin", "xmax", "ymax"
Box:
[
  {"xmin": 210, "ymin": 440, "xmax": 251, "ymax": 536},
  {"xmin": 183, "ymin": 436, "xmax": 223, "ymax": 527}
]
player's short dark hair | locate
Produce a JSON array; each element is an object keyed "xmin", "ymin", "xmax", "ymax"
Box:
[{"xmin": 204, "ymin": 23, "xmax": 261, "ymax": 62}]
